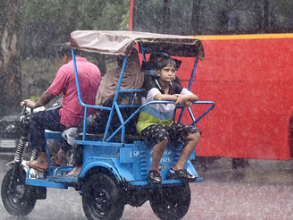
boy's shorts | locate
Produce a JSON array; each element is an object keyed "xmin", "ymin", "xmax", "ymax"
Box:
[{"xmin": 140, "ymin": 122, "xmax": 201, "ymax": 145}]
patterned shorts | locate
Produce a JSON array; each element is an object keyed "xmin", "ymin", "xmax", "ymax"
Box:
[{"xmin": 140, "ymin": 122, "xmax": 201, "ymax": 145}]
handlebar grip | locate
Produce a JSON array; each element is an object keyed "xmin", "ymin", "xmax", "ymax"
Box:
[{"xmin": 20, "ymin": 102, "xmax": 26, "ymax": 106}]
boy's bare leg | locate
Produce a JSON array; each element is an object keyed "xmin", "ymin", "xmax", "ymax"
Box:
[
  {"xmin": 151, "ymin": 139, "xmax": 168, "ymax": 171},
  {"xmin": 67, "ymin": 165, "xmax": 82, "ymax": 176},
  {"xmin": 51, "ymin": 149, "xmax": 64, "ymax": 166},
  {"xmin": 174, "ymin": 133, "xmax": 200, "ymax": 170}
]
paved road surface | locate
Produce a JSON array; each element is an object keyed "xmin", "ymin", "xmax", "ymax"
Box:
[{"xmin": 0, "ymin": 157, "xmax": 293, "ymax": 220}]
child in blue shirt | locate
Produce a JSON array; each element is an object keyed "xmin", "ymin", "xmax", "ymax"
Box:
[{"xmin": 137, "ymin": 57, "xmax": 201, "ymax": 184}]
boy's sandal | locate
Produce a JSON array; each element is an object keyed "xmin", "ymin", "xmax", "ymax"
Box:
[
  {"xmin": 168, "ymin": 167, "xmax": 197, "ymax": 182},
  {"xmin": 147, "ymin": 169, "xmax": 162, "ymax": 184}
]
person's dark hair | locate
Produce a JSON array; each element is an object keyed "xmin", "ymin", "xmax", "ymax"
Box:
[
  {"xmin": 57, "ymin": 43, "xmax": 81, "ymax": 58},
  {"xmin": 157, "ymin": 58, "xmax": 177, "ymax": 71},
  {"xmin": 149, "ymin": 52, "xmax": 170, "ymax": 62},
  {"xmin": 150, "ymin": 52, "xmax": 182, "ymax": 70},
  {"xmin": 57, "ymin": 43, "xmax": 71, "ymax": 58}
]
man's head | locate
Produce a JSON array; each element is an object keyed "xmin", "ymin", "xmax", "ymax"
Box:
[
  {"xmin": 57, "ymin": 43, "xmax": 81, "ymax": 64},
  {"xmin": 58, "ymin": 43, "xmax": 72, "ymax": 58},
  {"xmin": 156, "ymin": 58, "xmax": 177, "ymax": 83}
]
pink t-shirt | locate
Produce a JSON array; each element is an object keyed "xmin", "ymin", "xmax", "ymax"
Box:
[{"xmin": 47, "ymin": 57, "xmax": 101, "ymax": 127}]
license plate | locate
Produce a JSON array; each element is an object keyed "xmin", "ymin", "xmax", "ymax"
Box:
[{"xmin": 0, "ymin": 139, "xmax": 16, "ymax": 148}]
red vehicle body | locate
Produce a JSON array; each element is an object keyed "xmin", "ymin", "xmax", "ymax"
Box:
[{"xmin": 129, "ymin": 0, "xmax": 293, "ymax": 160}]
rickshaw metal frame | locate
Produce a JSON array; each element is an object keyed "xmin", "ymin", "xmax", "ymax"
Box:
[
  {"xmin": 1, "ymin": 31, "xmax": 216, "ymax": 220},
  {"xmin": 26, "ymin": 31, "xmax": 215, "ymax": 187}
]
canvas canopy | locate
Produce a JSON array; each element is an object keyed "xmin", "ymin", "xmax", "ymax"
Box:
[{"xmin": 70, "ymin": 30, "xmax": 205, "ymax": 59}]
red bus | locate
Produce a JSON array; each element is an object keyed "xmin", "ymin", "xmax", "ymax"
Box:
[{"xmin": 129, "ymin": 0, "xmax": 293, "ymax": 162}]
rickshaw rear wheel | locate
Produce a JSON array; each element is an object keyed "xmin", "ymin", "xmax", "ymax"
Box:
[
  {"xmin": 149, "ymin": 183, "xmax": 191, "ymax": 220},
  {"xmin": 1, "ymin": 167, "xmax": 36, "ymax": 216},
  {"xmin": 82, "ymin": 171, "xmax": 124, "ymax": 220}
]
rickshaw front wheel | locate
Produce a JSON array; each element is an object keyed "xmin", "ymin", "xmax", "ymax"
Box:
[
  {"xmin": 149, "ymin": 183, "xmax": 191, "ymax": 220},
  {"xmin": 1, "ymin": 167, "xmax": 37, "ymax": 216},
  {"xmin": 82, "ymin": 171, "xmax": 124, "ymax": 220}
]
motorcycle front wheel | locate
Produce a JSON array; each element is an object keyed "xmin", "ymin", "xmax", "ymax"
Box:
[{"xmin": 1, "ymin": 167, "xmax": 37, "ymax": 216}]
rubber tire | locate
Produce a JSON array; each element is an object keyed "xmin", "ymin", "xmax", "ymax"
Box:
[
  {"xmin": 1, "ymin": 167, "xmax": 36, "ymax": 216},
  {"xmin": 150, "ymin": 184, "xmax": 191, "ymax": 220},
  {"xmin": 82, "ymin": 172, "xmax": 124, "ymax": 220}
]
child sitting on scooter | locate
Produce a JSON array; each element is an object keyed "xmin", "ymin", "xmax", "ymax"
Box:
[{"xmin": 136, "ymin": 57, "xmax": 201, "ymax": 184}]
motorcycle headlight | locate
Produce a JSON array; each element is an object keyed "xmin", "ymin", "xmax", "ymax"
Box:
[{"xmin": 5, "ymin": 124, "xmax": 16, "ymax": 133}]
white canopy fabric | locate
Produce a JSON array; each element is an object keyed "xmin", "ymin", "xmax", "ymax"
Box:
[{"xmin": 70, "ymin": 30, "xmax": 205, "ymax": 58}]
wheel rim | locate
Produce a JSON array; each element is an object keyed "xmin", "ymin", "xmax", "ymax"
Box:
[
  {"xmin": 150, "ymin": 185, "xmax": 190, "ymax": 220},
  {"xmin": 2, "ymin": 168, "xmax": 37, "ymax": 217},
  {"xmin": 157, "ymin": 188, "xmax": 182, "ymax": 215},
  {"xmin": 90, "ymin": 183, "xmax": 112, "ymax": 218},
  {"xmin": 9, "ymin": 185, "xmax": 25, "ymax": 203},
  {"xmin": 82, "ymin": 172, "xmax": 125, "ymax": 220},
  {"xmin": 5, "ymin": 176, "xmax": 27, "ymax": 210}
]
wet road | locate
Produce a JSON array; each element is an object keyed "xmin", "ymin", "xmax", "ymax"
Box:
[{"xmin": 0, "ymin": 157, "xmax": 293, "ymax": 220}]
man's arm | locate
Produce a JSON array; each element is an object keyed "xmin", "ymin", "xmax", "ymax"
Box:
[{"xmin": 23, "ymin": 91, "xmax": 55, "ymax": 109}]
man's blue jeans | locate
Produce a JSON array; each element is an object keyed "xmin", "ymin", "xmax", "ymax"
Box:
[{"xmin": 29, "ymin": 108, "xmax": 72, "ymax": 152}]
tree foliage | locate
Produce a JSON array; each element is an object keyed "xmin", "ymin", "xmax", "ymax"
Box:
[
  {"xmin": 0, "ymin": 0, "xmax": 130, "ymax": 116},
  {"xmin": 19, "ymin": 0, "xmax": 130, "ymax": 58}
]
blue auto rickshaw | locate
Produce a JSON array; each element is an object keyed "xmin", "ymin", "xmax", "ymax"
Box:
[{"xmin": 1, "ymin": 31, "xmax": 215, "ymax": 220}]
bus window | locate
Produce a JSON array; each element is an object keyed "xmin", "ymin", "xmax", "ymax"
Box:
[
  {"xmin": 169, "ymin": 0, "xmax": 194, "ymax": 35},
  {"xmin": 268, "ymin": 0, "xmax": 293, "ymax": 33},
  {"xmin": 177, "ymin": 0, "xmax": 265, "ymax": 35},
  {"xmin": 132, "ymin": 0, "xmax": 293, "ymax": 35}
]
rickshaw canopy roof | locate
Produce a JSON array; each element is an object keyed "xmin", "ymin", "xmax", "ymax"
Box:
[{"xmin": 70, "ymin": 30, "xmax": 205, "ymax": 59}]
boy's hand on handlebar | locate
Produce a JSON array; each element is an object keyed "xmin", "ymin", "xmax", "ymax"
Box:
[
  {"xmin": 22, "ymin": 99, "xmax": 36, "ymax": 109},
  {"xmin": 174, "ymin": 94, "xmax": 188, "ymax": 105},
  {"xmin": 185, "ymin": 101, "xmax": 193, "ymax": 108},
  {"xmin": 174, "ymin": 95, "xmax": 194, "ymax": 107}
]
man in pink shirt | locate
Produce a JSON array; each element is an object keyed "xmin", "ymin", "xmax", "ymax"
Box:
[{"xmin": 23, "ymin": 44, "xmax": 101, "ymax": 172}]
